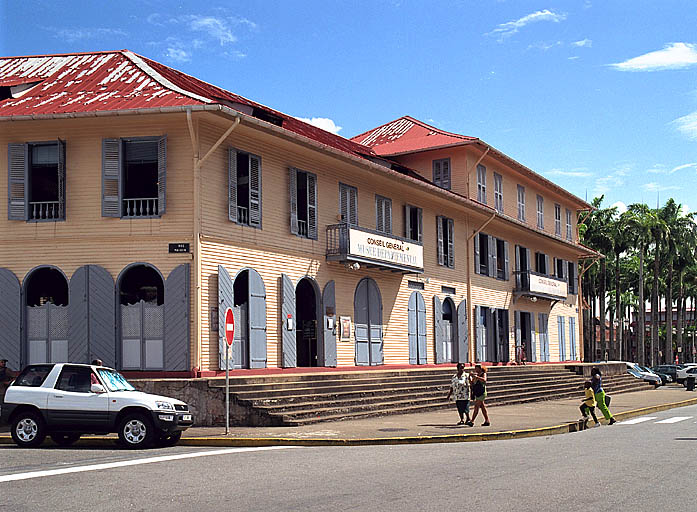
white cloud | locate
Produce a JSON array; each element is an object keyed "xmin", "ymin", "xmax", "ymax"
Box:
[
  {"xmin": 546, "ymin": 168, "xmax": 593, "ymax": 178},
  {"xmin": 296, "ymin": 117, "xmax": 343, "ymax": 135},
  {"xmin": 187, "ymin": 16, "xmax": 236, "ymax": 45},
  {"xmin": 487, "ymin": 10, "xmax": 566, "ymax": 41},
  {"xmin": 568, "ymin": 56, "xmax": 580, "ymax": 61},
  {"xmin": 642, "ymin": 182, "xmax": 681, "ymax": 192},
  {"xmin": 669, "ymin": 162, "xmax": 697, "ymax": 174},
  {"xmin": 672, "ymin": 111, "xmax": 697, "ymax": 140},
  {"xmin": 165, "ymin": 47, "xmax": 191, "ymax": 63},
  {"xmin": 594, "ymin": 163, "xmax": 633, "ymax": 195},
  {"xmin": 611, "ymin": 42, "xmax": 697, "ymax": 71},
  {"xmin": 51, "ymin": 27, "xmax": 127, "ymax": 42},
  {"xmin": 572, "ymin": 39, "xmax": 592, "ymax": 48},
  {"xmin": 527, "ymin": 41, "xmax": 562, "ymax": 51},
  {"xmin": 682, "ymin": 204, "xmax": 691, "ymax": 216},
  {"xmin": 611, "ymin": 201, "xmax": 627, "ymax": 215},
  {"xmin": 646, "ymin": 164, "xmax": 667, "ymax": 174}
]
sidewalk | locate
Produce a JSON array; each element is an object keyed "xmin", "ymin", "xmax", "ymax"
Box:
[{"xmin": 2, "ymin": 386, "xmax": 696, "ymax": 446}]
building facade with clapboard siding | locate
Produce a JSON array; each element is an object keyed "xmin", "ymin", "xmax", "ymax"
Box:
[{"xmin": 0, "ymin": 51, "xmax": 595, "ymax": 375}]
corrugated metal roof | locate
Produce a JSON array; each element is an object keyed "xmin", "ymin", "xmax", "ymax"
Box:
[{"xmin": 0, "ymin": 50, "xmax": 376, "ymax": 161}]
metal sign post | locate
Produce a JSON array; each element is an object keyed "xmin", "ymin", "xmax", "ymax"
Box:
[{"xmin": 224, "ymin": 307, "xmax": 235, "ymax": 435}]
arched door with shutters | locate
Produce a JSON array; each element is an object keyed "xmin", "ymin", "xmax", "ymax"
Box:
[
  {"xmin": 354, "ymin": 278, "xmax": 383, "ymax": 366},
  {"xmin": 408, "ymin": 291, "xmax": 427, "ymax": 364},
  {"xmin": 442, "ymin": 298, "xmax": 456, "ymax": 363},
  {"xmin": 24, "ymin": 267, "xmax": 69, "ymax": 365}
]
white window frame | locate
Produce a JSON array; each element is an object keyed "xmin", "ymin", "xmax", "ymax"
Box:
[
  {"xmin": 566, "ymin": 209, "xmax": 573, "ymax": 241},
  {"xmin": 517, "ymin": 185, "xmax": 525, "ymax": 222},
  {"xmin": 477, "ymin": 164, "xmax": 487, "ymax": 204},
  {"xmin": 554, "ymin": 203, "xmax": 562, "ymax": 236},
  {"xmin": 536, "ymin": 195, "xmax": 544, "ymax": 229},
  {"xmin": 494, "ymin": 172, "xmax": 503, "ymax": 213}
]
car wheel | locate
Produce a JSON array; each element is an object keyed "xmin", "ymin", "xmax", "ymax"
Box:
[
  {"xmin": 118, "ymin": 413, "xmax": 155, "ymax": 449},
  {"xmin": 11, "ymin": 410, "xmax": 47, "ymax": 448},
  {"xmin": 50, "ymin": 433, "xmax": 81, "ymax": 447},
  {"xmin": 156, "ymin": 431, "xmax": 182, "ymax": 448}
]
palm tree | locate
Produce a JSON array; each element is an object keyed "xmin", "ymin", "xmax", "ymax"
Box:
[
  {"xmin": 611, "ymin": 211, "xmax": 631, "ymax": 359},
  {"xmin": 659, "ymin": 199, "xmax": 681, "ymax": 364},
  {"xmin": 625, "ymin": 204, "xmax": 652, "ymax": 365},
  {"xmin": 648, "ymin": 207, "xmax": 666, "ymax": 365}
]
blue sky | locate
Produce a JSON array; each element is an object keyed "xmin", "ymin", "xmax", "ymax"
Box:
[{"xmin": 2, "ymin": 1, "xmax": 696, "ymax": 213}]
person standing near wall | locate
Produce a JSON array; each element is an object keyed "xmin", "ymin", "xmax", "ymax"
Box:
[
  {"xmin": 470, "ymin": 364, "xmax": 490, "ymax": 427},
  {"xmin": 446, "ymin": 363, "xmax": 472, "ymax": 426},
  {"xmin": 590, "ymin": 367, "xmax": 616, "ymax": 425}
]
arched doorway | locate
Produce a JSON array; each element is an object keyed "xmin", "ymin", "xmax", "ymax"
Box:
[
  {"xmin": 233, "ymin": 270, "xmax": 250, "ymax": 368},
  {"xmin": 296, "ymin": 277, "xmax": 320, "ymax": 367},
  {"xmin": 354, "ymin": 278, "xmax": 383, "ymax": 366},
  {"xmin": 118, "ymin": 264, "xmax": 164, "ymax": 370},
  {"xmin": 408, "ymin": 291, "xmax": 427, "ymax": 364},
  {"xmin": 442, "ymin": 297, "xmax": 456, "ymax": 363},
  {"xmin": 24, "ymin": 266, "xmax": 69, "ymax": 364}
]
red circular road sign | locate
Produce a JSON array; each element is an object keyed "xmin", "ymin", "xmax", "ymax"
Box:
[{"xmin": 225, "ymin": 307, "xmax": 235, "ymax": 346}]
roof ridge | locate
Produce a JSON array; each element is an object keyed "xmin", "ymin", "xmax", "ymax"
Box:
[
  {"xmin": 0, "ymin": 49, "xmax": 123, "ymax": 60},
  {"xmin": 400, "ymin": 116, "xmax": 475, "ymax": 140},
  {"xmin": 350, "ymin": 115, "xmax": 414, "ymax": 141}
]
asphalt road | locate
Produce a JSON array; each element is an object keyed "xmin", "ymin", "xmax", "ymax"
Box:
[{"xmin": 2, "ymin": 405, "xmax": 697, "ymax": 512}]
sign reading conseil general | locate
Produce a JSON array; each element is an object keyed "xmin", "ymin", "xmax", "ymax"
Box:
[{"xmin": 348, "ymin": 228, "xmax": 424, "ymax": 271}]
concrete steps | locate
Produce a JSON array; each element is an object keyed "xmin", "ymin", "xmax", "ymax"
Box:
[{"xmin": 212, "ymin": 366, "xmax": 654, "ymax": 426}]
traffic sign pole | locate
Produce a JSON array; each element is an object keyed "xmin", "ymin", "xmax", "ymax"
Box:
[{"xmin": 223, "ymin": 307, "xmax": 235, "ymax": 436}]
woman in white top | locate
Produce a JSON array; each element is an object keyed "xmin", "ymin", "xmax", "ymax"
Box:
[{"xmin": 446, "ymin": 363, "xmax": 472, "ymax": 426}]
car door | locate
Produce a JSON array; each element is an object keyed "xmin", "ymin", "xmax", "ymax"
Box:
[{"xmin": 47, "ymin": 365, "xmax": 110, "ymax": 430}]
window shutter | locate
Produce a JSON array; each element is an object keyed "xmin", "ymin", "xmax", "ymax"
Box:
[
  {"xmin": 228, "ymin": 148, "xmax": 238, "ymax": 223},
  {"xmin": 57, "ymin": 139, "xmax": 66, "ymax": 220},
  {"xmin": 8, "ymin": 143, "xmax": 27, "ymax": 220},
  {"xmin": 474, "ymin": 232, "xmax": 480, "ymax": 274},
  {"xmin": 544, "ymin": 254, "xmax": 550, "ymax": 276},
  {"xmin": 433, "ymin": 160, "xmax": 441, "ymax": 185},
  {"xmin": 457, "ymin": 300, "xmax": 468, "ymax": 363},
  {"xmin": 442, "ymin": 160, "xmax": 450, "ymax": 190},
  {"xmin": 101, "ymin": 138, "xmax": 121, "ymax": 217},
  {"xmin": 433, "ymin": 295, "xmax": 444, "ymax": 364},
  {"xmin": 404, "ymin": 205, "xmax": 411, "ymax": 239},
  {"xmin": 553, "ymin": 257, "xmax": 559, "ymax": 278},
  {"xmin": 289, "ymin": 168, "xmax": 298, "ymax": 235},
  {"xmin": 514, "ymin": 245, "xmax": 520, "ymax": 287},
  {"xmin": 375, "ymin": 196, "xmax": 384, "ymax": 233},
  {"xmin": 503, "ymin": 241, "xmax": 510, "ymax": 280},
  {"xmin": 417, "ymin": 207, "xmax": 423, "ymax": 242},
  {"xmin": 349, "ymin": 187, "xmax": 357, "ymax": 225},
  {"xmin": 157, "ymin": 135, "xmax": 166, "ymax": 215},
  {"xmin": 447, "ymin": 218, "xmax": 454, "ymax": 268},
  {"xmin": 436, "ymin": 216, "xmax": 444, "ymax": 266},
  {"xmin": 307, "ymin": 172, "xmax": 317, "ymax": 240},
  {"xmin": 385, "ymin": 198, "xmax": 392, "ymax": 234},
  {"xmin": 488, "ymin": 234, "xmax": 496, "ymax": 277},
  {"xmin": 339, "ymin": 184, "xmax": 348, "ymax": 223},
  {"xmin": 248, "ymin": 154, "xmax": 261, "ymax": 228}
]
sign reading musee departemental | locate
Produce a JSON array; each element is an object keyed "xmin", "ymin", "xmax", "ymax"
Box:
[
  {"xmin": 349, "ymin": 229, "xmax": 424, "ymax": 270},
  {"xmin": 529, "ymin": 273, "xmax": 568, "ymax": 298}
]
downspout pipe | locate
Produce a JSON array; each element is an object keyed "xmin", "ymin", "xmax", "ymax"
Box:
[{"xmin": 187, "ymin": 108, "xmax": 240, "ymax": 375}]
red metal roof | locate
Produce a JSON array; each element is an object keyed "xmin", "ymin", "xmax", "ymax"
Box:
[
  {"xmin": 0, "ymin": 50, "xmax": 376, "ymax": 160},
  {"xmin": 351, "ymin": 116, "xmax": 477, "ymax": 156}
]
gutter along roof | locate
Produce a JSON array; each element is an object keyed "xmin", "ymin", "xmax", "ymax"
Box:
[{"xmin": 0, "ymin": 50, "xmax": 596, "ymax": 257}]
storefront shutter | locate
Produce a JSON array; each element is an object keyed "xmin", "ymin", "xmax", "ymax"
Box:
[
  {"xmin": 289, "ymin": 168, "xmax": 298, "ymax": 235},
  {"xmin": 503, "ymin": 241, "xmax": 510, "ymax": 280},
  {"xmin": 57, "ymin": 139, "xmax": 66, "ymax": 220},
  {"xmin": 569, "ymin": 316, "xmax": 577, "ymax": 360},
  {"xmin": 436, "ymin": 216, "xmax": 444, "ymax": 266},
  {"xmin": 68, "ymin": 266, "xmax": 89, "ymax": 364},
  {"xmin": 101, "ymin": 138, "xmax": 121, "ymax": 217},
  {"xmin": 529, "ymin": 313, "xmax": 537, "ymax": 363},
  {"xmin": 218, "ymin": 265, "xmax": 235, "ymax": 370},
  {"xmin": 157, "ymin": 135, "xmax": 166, "ymax": 215},
  {"xmin": 228, "ymin": 149, "xmax": 238, "ymax": 223},
  {"xmin": 248, "ymin": 269, "xmax": 267, "ymax": 368},
  {"xmin": 457, "ymin": 300, "xmax": 468, "ymax": 363},
  {"xmin": 7, "ymin": 143, "xmax": 27, "ymax": 220},
  {"xmin": 558, "ymin": 316, "xmax": 566, "ymax": 361},
  {"xmin": 447, "ymin": 218, "xmax": 454, "ymax": 268},
  {"xmin": 248, "ymin": 154, "xmax": 261, "ymax": 228},
  {"xmin": 165, "ymin": 264, "xmax": 190, "ymax": 371},
  {"xmin": 0, "ymin": 268, "xmax": 21, "ymax": 369},
  {"xmin": 281, "ymin": 273, "xmax": 296, "ymax": 368},
  {"xmin": 433, "ymin": 295, "xmax": 444, "ymax": 364},
  {"xmin": 514, "ymin": 311, "xmax": 522, "ymax": 362},
  {"xmin": 474, "ymin": 233, "xmax": 480, "ymax": 274},
  {"xmin": 475, "ymin": 305, "xmax": 485, "ymax": 362},
  {"xmin": 408, "ymin": 292, "xmax": 418, "ymax": 364},
  {"xmin": 307, "ymin": 173, "xmax": 317, "ymax": 240},
  {"xmin": 417, "ymin": 292, "xmax": 427, "ymax": 364},
  {"xmin": 322, "ymin": 281, "xmax": 337, "ymax": 367},
  {"xmin": 87, "ymin": 265, "xmax": 116, "ymax": 368}
]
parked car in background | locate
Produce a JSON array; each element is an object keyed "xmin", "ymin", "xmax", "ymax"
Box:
[
  {"xmin": 652, "ymin": 365, "xmax": 680, "ymax": 383},
  {"xmin": 640, "ymin": 366, "xmax": 672, "ymax": 385},
  {"xmin": 627, "ymin": 365, "xmax": 661, "ymax": 387},
  {"xmin": 0, "ymin": 363, "xmax": 193, "ymax": 449}
]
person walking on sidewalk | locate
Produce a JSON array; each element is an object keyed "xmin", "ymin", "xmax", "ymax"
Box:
[
  {"xmin": 591, "ymin": 367, "xmax": 616, "ymax": 425},
  {"xmin": 446, "ymin": 363, "xmax": 473, "ymax": 426},
  {"xmin": 470, "ymin": 364, "xmax": 490, "ymax": 426},
  {"xmin": 579, "ymin": 380, "xmax": 599, "ymax": 428}
]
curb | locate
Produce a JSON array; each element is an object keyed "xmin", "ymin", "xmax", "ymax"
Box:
[{"xmin": 2, "ymin": 397, "xmax": 697, "ymax": 448}]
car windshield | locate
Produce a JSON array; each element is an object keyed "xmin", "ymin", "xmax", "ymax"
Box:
[
  {"xmin": 628, "ymin": 368, "xmax": 640, "ymax": 377},
  {"xmin": 97, "ymin": 369, "xmax": 136, "ymax": 392}
]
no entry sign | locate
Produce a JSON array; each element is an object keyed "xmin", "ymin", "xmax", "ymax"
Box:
[{"xmin": 225, "ymin": 307, "xmax": 235, "ymax": 346}]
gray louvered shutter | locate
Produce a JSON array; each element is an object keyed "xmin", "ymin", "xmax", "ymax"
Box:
[
  {"xmin": 436, "ymin": 216, "xmax": 444, "ymax": 266},
  {"xmin": 8, "ymin": 143, "xmax": 27, "ymax": 220},
  {"xmin": 514, "ymin": 245, "xmax": 521, "ymax": 288},
  {"xmin": 375, "ymin": 196, "xmax": 383, "ymax": 233},
  {"xmin": 475, "ymin": 305, "xmax": 484, "ymax": 362},
  {"xmin": 474, "ymin": 232, "xmax": 480, "ymax": 274},
  {"xmin": 281, "ymin": 273, "xmax": 296, "ymax": 368},
  {"xmin": 157, "ymin": 135, "xmax": 166, "ymax": 215},
  {"xmin": 57, "ymin": 139, "xmax": 66, "ymax": 220},
  {"xmin": 87, "ymin": 265, "xmax": 116, "ymax": 368},
  {"xmin": 165, "ymin": 264, "xmax": 190, "ymax": 371},
  {"xmin": 457, "ymin": 299, "xmax": 468, "ymax": 363},
  {"xmin": 503, "ymin": 241, "xmax": 510, "ymax": 280},
  {"xmin": 488, "ymin": 235, "xmax": 496, "ymax": 277},
  {"xmin": 408, "ymin": 292, "xmax": 417, "ymax": 364},
  {"xmin": 385, "ymin": 198, "xmax": 392, "ymax": 234},
  {"xmin": 570, "ymin": 316, "xmax": 577, "ymax": 360},
  {"xmin": 249, "ymin": 154, "xmax": 261, "ymax": 228},
  {"xmin": 544, "ymin": 254, "xmax": 550, "ymax": 276},
  {"xmin": 218, "ymin": 265, "xmax": 234, "ymax": 370},
  {"xmin": 553, "ymin": 257, "xmax": 559, "ymax": 278},
  {"xmin": 307, "ymin": 172, "xmax": 317, "ymax": 240},
  {"xmin": 433, "ymin": 295, "xmax": 444, "ymax": 364},
  {"xmin": 443, "ymin": 159, "xmax": 451, "ymax": 189},
  {"xmin": 486, "ymin": 308, "xmax": 495, "ymax": 362},
  {"xmin": 433, "ymin": 160, "xmax": 441, "ymax": 185},
  {"xmin": 68, "ymin": 266, "xmax": 89, "ymax": 364},
  {"xmin": 322, "ymin": 280, "xmax": 337, "ymax": 367},
  {"xmin": 0, "ymin": 268, "xmax": 21, "ymax": 369},
  {"xmin": 530, "ymin": 313, "xmax": 537, "ymax": 362},
  {"xmin": 102, "ymin": 138, "xmax": 121, "ymax": 217},
  {"xmin": 289, "ymin": 168, "xmax": 298, "ymax": 235},
  {"xmin": 248, "ymin": 269, "xmax": 267, "ymax": 368},
  {"xmin": 447, "ymin": 218, "xmax": 454, "ymax": 268},
  {"xmin": 558, "ymin": 316, "xmax": 566, "ymax": 361},
  {"xmin": 514, "ymin": 311, "xmax": 522, "ymax": 362},
  {"xmin": 404, "ymin": 205, "xmax": 411, "ymax": 240},
  {"xmin": 417, "ymin": 292, "xmax": 427, "ymax": 364},
  {"xmin": 339, "ymin": 184, "xmax": 348, "ymax": 223},
  {"xmin": 349, "ymin": 186, "xmax": 357, "ymax": 225},
  {"xmin": 417, "ymin": 207, "xmax": 423, "ymax": 242},
  {"xmin": 228, "ymin": 148, "xmax": 238, "ymax": 223}
]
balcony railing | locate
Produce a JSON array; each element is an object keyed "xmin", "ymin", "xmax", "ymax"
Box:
[
  {"xmin": 29, "ymin": 201, "xmax": 61, "ymax": 220},
  {"xmin": 514, "ymin": 270, "xmax": 568, "ymax": 299},
  {"xmin": 298, "ymin": 219, "xmax": 308, "ymax": 237},
  {"xmin": 237, "ymin": 206, "xmax": 249, "ymax": 224},
  {"xmin": 123, "ymin": 198, "xmax": 158, "ymax": 217}
]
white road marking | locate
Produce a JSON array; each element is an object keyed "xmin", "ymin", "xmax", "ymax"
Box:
[
  {"xmin": 655, "ymin": 416, "xmax": 692, "ymax": 424},
  {"xmin": 0, "ymin": 446, "xmax": 296, "ymax": 483},
  {"xmin": 618, "ymin": 416, "xmax": 657, "ymax": 425}
]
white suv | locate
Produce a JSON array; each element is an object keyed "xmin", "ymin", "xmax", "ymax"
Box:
[{"xmin": 1, "ymin": 363, "xmax": 193, "ymax": 449}]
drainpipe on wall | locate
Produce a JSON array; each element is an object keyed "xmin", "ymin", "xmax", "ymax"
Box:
[
  {"xmin": 466, "ymin": 211, "xmax": 497, "ymax": 364},
  {"xmin": 187, "ymin": 109, "xmax": 240, "ymax": 375}
]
